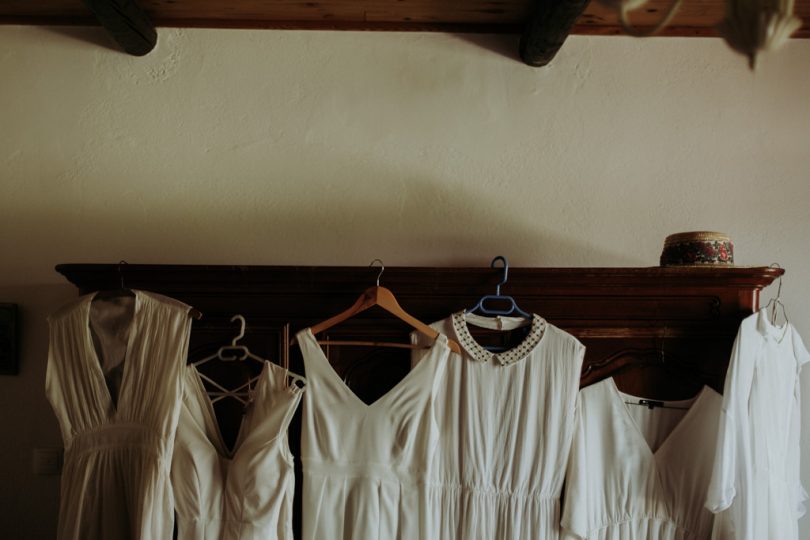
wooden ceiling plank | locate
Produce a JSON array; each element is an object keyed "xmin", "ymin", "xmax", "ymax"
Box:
[
  {"xmin": 139, "ymin": 0, "xmax": 367, "ymax": 21},
  {"xmin": 520, "ymin": 0, "xmax": 592, "ymax": 66},
  {"xmin": 365, "ymin": 0, "xmax": 528, "ymax": 24}
]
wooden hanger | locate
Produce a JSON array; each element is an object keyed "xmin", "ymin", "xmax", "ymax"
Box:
[{"xmin": 301, "ymin": 260, "xmax": 461, "ymax": 354}]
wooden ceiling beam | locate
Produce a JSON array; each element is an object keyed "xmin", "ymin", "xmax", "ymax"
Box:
[
  {"xmin": 1, "ymin": 1, "xmax": 807, "ymax": 41},
  {"xmin": 520, "ymin": 0, "xmax": 592, "ymax": 66},
  {"xmin": 82, "ymin": 0, "xmax": 157, "ymax": 56}
]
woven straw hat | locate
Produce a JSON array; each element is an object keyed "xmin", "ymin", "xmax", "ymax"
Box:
[{"xmin": 660, "ymin": 231, "xmax": 734, "ymax": 266}]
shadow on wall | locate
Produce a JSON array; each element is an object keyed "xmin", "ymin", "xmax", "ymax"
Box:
[
  {"xmin": 40, "ymin": 25, "xmax": 123, "ymax": 54},
  {"xmin": 451, "ymin": 33, "xmax": 524, "ymax": 63},
  {"xmin": 41, "ymin": 24, "xmax": 523, "ymax": 63},
  {"xmin": 0, "ymin": 283, "xmax": 76, "ymax": 539},
  {"xmin": 13, "ymin": 166, "xmax": 639, "ymax": 272},
  {"xmin": 4, "ymin": 128, "xmax": 645, "ymax": 283}
]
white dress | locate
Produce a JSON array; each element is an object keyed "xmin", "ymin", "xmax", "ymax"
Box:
[
  {"xmin": 297, "ymin": 327, "xmax": 451, "ymax": 540},
  {"xmin": 561, "ymin": 378, "xmax": 723, "ymax": 540},
  {"xmin": 171, "ymin": 361, "xmax": 305, "ymax": 540},
  {"xmin": 411, "ymin": 312, "xmax": 585, "ymax": 539},
  {"xmin": 705, "ymin": 308, "xmax": 810, "ymax": 540},
  {"xmin": 45, "ymin": 290, "xmax": 194, "ymax": 540}
]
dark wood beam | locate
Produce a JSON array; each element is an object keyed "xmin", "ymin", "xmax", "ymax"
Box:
[
  {"xmin": 519, "ymin": 0, "xmax": 592, "ymax": 67},
  {"xmin": 82, "ymin": 0, "xmax": 156, "ymax": 56},
  {"xmin": 1, "ymin": 1, "xmax": 809, "ymax": 38}
]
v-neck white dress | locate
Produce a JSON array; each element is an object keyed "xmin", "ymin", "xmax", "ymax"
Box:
[
  {"xmin": 297, "ymin": 327, "xmax": 451, "ymax": 540},
  {"xmin": 705, "ymin": 308, "xmax": 810, "ymax": 540},
  {"xmin": 45, "ymin": 290, "xmax": 194, "ymax": 540},
  {"xmin": 171, "ymin": 361, "xmax": 305, "ymax": 540},
  {"xmin": 561, "ymin": 378, "xmax": 723, "ymax": 540},
  {"xmin": 411, "ymin": 312, "xmax": 585, "ymax": 540}
]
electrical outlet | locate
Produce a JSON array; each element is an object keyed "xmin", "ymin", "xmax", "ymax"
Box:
[{"xmin": 32, "ymin": 447, "xmax": 63, "ymax": 476}]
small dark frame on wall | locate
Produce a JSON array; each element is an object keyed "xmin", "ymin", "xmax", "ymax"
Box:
[{"xmin": 0, "ymin": 304, "xmax": 19, "ymax": 375}]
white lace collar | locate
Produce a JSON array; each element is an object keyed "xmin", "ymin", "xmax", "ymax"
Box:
[{"xmin": 451, "ymin": 311, "xmax": 546, "ymax": 366}]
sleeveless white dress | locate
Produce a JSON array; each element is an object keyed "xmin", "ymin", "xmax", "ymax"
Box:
[
  {"xmin": 411, "ymin": 312, "xmax": 585, "ymax": 539},
  {"xmin": 45, "ymin": 290, "xmax": 194, "ymax": 540},
  {"xmin": 171, "ymin": 360, "xmax": 305, "ymax": 540},
  {"xmin": 562, "ymin": 378, "xmax": 723, "ymax": 540},
  {"xmin": 705, "ymin": 308, "xmax": 810, "ymax": 540},
  {"xmin": 297, "ymin": 327, "xmax": 451, "ymax": 540}
]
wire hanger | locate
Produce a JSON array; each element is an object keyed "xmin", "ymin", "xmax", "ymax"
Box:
[
  {"xmin": 763, "ymin": 263, "xmax": 789, "ymax": 327},
  {"xmin": 92, "ymin": 260, "xmax": 202, "ymax": 320},
  {"xmin": 467, "ymin": 256, "xmax": 531, "ymax": 319},
  {"xmin": 301, "ymin": 259, "xmax": 461, "ymax": 354},
  {"xmin": 192, "ymin": 315, "xmax": 279, "ymax": 405},
  {"xmin": 92, "ymin": 260, "xmax": 136, "ymax": 301}
]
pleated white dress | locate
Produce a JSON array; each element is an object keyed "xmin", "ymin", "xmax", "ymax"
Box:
[
  {"xmin": 705, "ymin": 308, "xmax": 810, "ymax": 540},
  {"xmin": 561, "ymin": 378, "xmax": 723, "ymax": 540},
  {"xmin": 171, "ymin": 361, "xmax": 305, "ymax": 540},
  {"xmin": 297, "ymin": 327, "xmax": 451, "ymax": 540},
  {"xmin": 45, "ymin": 290, "xmax": 194, "ymax": 540},
  {"xmin": 411, "ymin": 312, "xmax": 585, "ymax": 540}
]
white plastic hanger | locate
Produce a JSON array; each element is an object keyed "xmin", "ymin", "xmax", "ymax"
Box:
[{"xmin": 192, "ymin": 315, "xmax": 268, "ymax": 405}]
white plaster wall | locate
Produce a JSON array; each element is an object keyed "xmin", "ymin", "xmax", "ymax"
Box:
[{"xmin": 1, "ymin": 25, "xmax": 808, "ymax": 538}]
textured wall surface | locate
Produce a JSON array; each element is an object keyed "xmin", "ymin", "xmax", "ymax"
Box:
[{"xmin": 1, "ymin": 25, "xmax": 808, "ymax": 538}]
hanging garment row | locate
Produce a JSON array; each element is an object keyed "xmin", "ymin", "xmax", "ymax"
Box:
[{"xmin": 45, "ymin": 263, "xmax": 808, "ymax": 540}]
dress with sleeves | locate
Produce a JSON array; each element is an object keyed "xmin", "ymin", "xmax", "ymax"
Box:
[
  {"xmin": 412, "ymin": 312, "xmax": 585, "ymax": 540},
  {"xmin": 705, "ymin": 308, "xmax": 810, "ymax": 540},
  {"xmin": 562, "ymin": 378, "xmax": 723, "ymax": 540}
]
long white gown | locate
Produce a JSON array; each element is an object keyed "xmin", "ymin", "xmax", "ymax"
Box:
[
  {"xmin": 171, "ymin": 360, "xmax": 305, "ymax": 540},
  {"xmin": 297, "ymin": 327, "xmax": 451, "ymax": 540},
  {"xmin": 411, "ymin": 312, "xmax": 585, "ymax": 540},
  {"xmin": 705, "ymin": 308, "xmax": 810, "ymax": 540},
  {"xmin": 562, "ymin": 378, "xmax": 723, "ymax": 540},
  {"xmin": 45, "ymin": 290, "xmax": 194, "ymax": 540}
]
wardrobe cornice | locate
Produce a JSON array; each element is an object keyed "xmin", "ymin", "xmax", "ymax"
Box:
[{"xmin": 56, "ymin": 263, "xmax": 783, "ymax": 400}]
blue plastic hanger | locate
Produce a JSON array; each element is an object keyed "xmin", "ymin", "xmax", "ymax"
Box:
[{"xmin": 467, "ymin": 256, "xmax": 532, "ymax": 319}]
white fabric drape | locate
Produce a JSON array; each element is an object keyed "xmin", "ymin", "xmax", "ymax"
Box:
[{"xmin": 46, "ymin": 290, "xmax": 193, "ymax": 540}]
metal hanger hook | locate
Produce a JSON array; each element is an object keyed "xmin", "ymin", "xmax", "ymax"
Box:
[
  {"xmin": 230, "ymin": 315, "xmax": 246, "ymax": 346},
  {"xmin": 117, "ymin": 260, "xmax": 128, "ymax": 289},
  {"xmin": 769, "ymin": 263, "xmax": 783, "ymax": 299},
  {"xmin": 369, "ymin": 259, "xmax": 385, "ymax": 287},
  {"xmin": 491, "ymin": 256, "xmax": 508, "ymax": 296}
]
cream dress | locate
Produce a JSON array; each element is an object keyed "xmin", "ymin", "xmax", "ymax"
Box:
[
  {"xmin": 705, "ymin": 308, "xmax": 810, "ymax": 540},
  {"xmin": 171, "ymin": 361, "xmax": 305, "ymax": 539},
  {"xmin": 46, "ymin": 290, "xmax": 194, "ymax": 539},
  {"xmin": 297, "ymin": 327, "xmax": 451, "ymax": 540},
  {"xmin": 412, "ymin": 312, "xmax": 585, "ymax": 539},
  {"xmin": 562, "ymin": 378, "xmax": 723, "ymax": 540}
]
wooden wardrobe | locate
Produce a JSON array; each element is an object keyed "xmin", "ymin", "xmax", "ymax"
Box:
[{"xmin": 56, "ymin": 263, "xmax": 783, "ymax": 536}]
